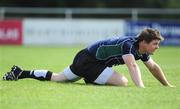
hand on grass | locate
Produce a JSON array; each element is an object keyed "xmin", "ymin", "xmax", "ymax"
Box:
[
  {"xmin": 167, "ymin": 84, "xmax": 175, "ymax": 87},
  {"xmin": 165, "ymin": 83, "xmax": 175, "ymax": 87}
]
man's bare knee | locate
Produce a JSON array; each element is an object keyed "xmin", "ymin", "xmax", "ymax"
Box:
[
  {"xmin": 113, "ymin": 72, "xmax": 128, "ymax": 86},
  {"xmin": 106, "ymin": 72, "xmax": 128, "ymax": 86},
  {"xmin": 120, "ymin": 76, "xmax": 128, "ymax": 86}
]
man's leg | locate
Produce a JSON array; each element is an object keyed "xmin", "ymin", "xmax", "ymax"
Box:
[
  {"xmin": 3, "ymin": 65, "xmax": 53, "ymax": 81},
  {"xmin": 51, "ymin": 66, "xmax": 81, "ymax": 82},
  {"xmin": 106, "ymin": 71, "xmax": 128, "ymax": 86},
  {"xmin": 93, "ymin": 67, "xmax": 128, "ymax": 86},
  {"xmin": 3, "ymin": 65, "xmax": 81, "ymax": 82}
]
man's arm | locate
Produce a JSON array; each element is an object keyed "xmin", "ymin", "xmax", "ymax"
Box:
[
  {"xmin": 122, "ymin": 54, "xmax": 145, "ymax": 88},
  {"xmin": 144, "ymin": 58, "xmax": 173, "ymax": 86}
]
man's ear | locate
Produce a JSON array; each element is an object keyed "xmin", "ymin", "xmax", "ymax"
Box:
[
  {"xmin": 142, "ymin": 40, "xmax": 149, "ymax": 45},
  {"xmin": 142, "ymin": 40, "xmax": 146, "ymax": 45}
]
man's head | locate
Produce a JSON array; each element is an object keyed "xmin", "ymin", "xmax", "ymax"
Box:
[
  {"xmin": 137, "ymin": 28, "xmax": 164, "ymax": 54},
  {"xmin": 138, "ymin": 28, "xmax": 164, "ymax": 43}
]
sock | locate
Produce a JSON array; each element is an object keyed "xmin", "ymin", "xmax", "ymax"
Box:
[{"xmin": 19, "ymin": 70, "xmax": 53, "ymax": 81}]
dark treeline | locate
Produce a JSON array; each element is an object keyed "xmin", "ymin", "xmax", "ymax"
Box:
[{"xmin": 0, "ymin": 0, "xmax": 180, "ymax": 8}]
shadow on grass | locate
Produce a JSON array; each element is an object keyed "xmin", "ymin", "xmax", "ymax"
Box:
[{"xmin": 56, "ymin": 81, "xmax": 126, "ymax": 88}]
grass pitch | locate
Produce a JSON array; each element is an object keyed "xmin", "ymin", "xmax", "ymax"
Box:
[{"xmin": 0, "ymin": 46, "xmax": 180, "ymax": 109}]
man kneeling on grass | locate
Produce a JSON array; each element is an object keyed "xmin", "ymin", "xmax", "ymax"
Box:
[{"xmin": 3, "ymin": 28, "xmax": 173, "ymax": 88}]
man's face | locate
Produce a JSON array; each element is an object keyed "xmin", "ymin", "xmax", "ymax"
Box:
[{"xmin": 144, "ymin": 39, "xmax": 160, "ymax": 54}]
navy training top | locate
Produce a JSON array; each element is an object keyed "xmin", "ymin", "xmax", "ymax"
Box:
[{"xmin": 87, "ymin": 36, "xmax": 150, "ymax": 67}]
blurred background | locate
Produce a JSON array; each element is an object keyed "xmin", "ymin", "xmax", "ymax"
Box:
[{"xmin": 0, "ymin": 0, "xmax": 180, "ymax": 46}]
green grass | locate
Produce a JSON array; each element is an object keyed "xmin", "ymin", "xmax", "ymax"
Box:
[{"xmin": 0, "ymin": 46, "xmax": 180, "ymax": 109}]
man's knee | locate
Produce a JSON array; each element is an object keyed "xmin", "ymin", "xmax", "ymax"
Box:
[
  {"xmin": 106, "ymin": 72, "xmax": 128, "ymax": 86},
  {"xmin": 120, "ymin": 76, "xmax": 128, "ymax": 86},
  {"xmin": 114, "ymin": 73, "xmax": 128, "ymax": 86}
]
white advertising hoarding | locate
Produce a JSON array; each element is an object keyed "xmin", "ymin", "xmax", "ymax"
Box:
[{"xmin": 23, "ymin": 19, "xmax": 125, "ymax": 45}]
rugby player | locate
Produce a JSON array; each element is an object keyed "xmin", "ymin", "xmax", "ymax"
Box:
[{"xmin": 3, "ymin": 28, "xmax": 173, "ymax": 88}]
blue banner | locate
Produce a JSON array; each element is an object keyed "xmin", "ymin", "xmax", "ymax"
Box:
[{"xmin": 125, "ymin": 20, "xmax": 180, "ymax": 46}]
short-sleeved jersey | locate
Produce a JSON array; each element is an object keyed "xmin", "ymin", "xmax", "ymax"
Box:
[{"xmin": 87, "ymin": 36, "xmax": 150, "ymax": 67}]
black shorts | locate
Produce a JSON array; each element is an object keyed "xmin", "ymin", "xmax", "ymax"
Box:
[{"xmin": 70, "ymin": 49, "xmax": 107, "ymax": 83}]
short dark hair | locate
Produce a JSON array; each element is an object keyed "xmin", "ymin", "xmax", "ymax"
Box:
[{"xmin": 137, "ymin": 28, "xmax": 164, "ymax": 43}]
